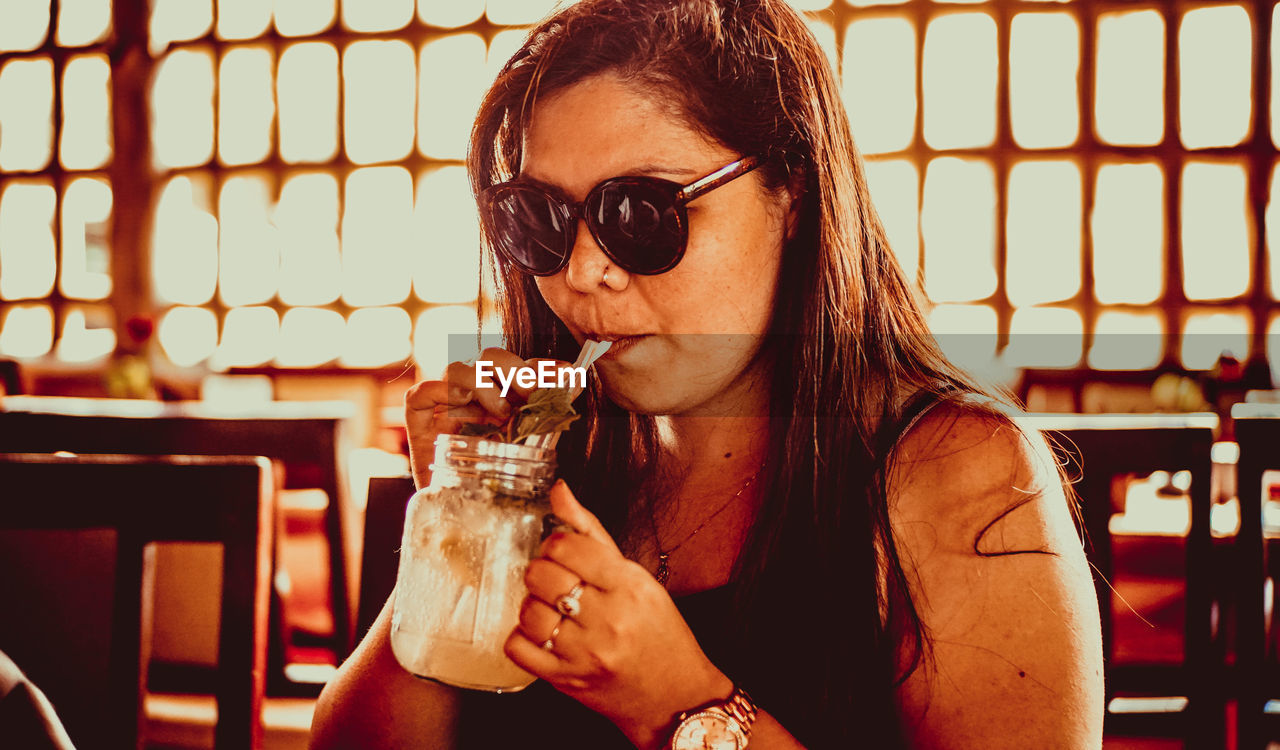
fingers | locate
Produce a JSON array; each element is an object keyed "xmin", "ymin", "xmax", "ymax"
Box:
[
  {"xmin": 505, "ymin": 628, "xmax": 581, "ymax": 684},
  {"xmin": 525, "ymin": 556, "xmax": 602, "ymax": 609},
  {"xmin": 516, "ymin": 593, "xmax": 566, "ymax": 646},
  {"xmin": 444, "ymin": 360, "xmax": 512, "ymax": 419},
  {"xmin": 548, "ymin": 480, "xmax": 620, "ymax": 553}
]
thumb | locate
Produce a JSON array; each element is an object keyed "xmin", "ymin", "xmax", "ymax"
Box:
[{"xmin": 548, "ymin": 479, "xmax": 619, "ymax": 553}]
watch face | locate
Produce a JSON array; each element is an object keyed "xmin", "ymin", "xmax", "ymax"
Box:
[{"xmin": 671, "ymin": 711, "xmax": 747, "ymax": 750}]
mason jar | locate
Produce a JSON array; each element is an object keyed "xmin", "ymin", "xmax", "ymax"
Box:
[{"xmin": 390, "ymin": 433, "xmax": 556, "ymax": 692}]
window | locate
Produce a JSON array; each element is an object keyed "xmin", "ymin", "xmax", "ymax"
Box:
[{"xmin": 0, "ymin": 0, "xmax": 1274, "ymax": 376}]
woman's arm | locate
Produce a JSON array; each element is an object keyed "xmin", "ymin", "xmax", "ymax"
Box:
[
  {"xmin": 888, "ymin": 404, "xmax": 1104, "ymax": 748},
  {"xmin": 309, "ymin": 594, "xmax": 462, "ymax": 750}
]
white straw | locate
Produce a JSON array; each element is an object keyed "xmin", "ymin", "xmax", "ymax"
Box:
[{"xmin": 523, "ymin": 339, "xmax": 611, "ymax": 450}]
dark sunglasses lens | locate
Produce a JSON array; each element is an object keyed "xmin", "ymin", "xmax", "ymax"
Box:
[
  {"xmin": 589, "ymin": 181, "xmax": 684, "ymax": 274},
  {"xmin": 483, "ymin": 186, "xmax": 571, "ymax": 275}
]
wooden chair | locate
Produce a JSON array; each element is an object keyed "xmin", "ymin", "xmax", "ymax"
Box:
[
  {"xmin": 0, "ymin": 358, "xmax": 21, "ymax": 395},
  {"xmin": 355, "ymin": 475, "xmax": 417, "ymax": 642},
  {"xmin": 1233, "ymin": 403, "xmax": 1280, "ymax": 750},
  {"xmin": 0, "ymin": 396, "xmax": 357, "ymax": 674},
  {"xmin": 0, "ymin": 453, "xmax": 274, "ymax": 750},
  {"xmin": 1022, "ymin": 413, "xmax": 1222, "ymax": 746}
]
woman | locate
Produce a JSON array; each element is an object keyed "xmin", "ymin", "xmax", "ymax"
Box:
[{"xmin": 311, "ymin": 1, "xmax": 1103, "ymax": 747}]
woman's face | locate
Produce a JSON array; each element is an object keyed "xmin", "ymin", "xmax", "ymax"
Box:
[{"xmin": 522, "ymin": 74, "xmax": 792, "ymax": 416}]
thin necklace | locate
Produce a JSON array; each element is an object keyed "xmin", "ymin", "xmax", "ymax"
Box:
[{"xmin": 649, "ymin": 469, "xmax": 761, "ymax": 588}]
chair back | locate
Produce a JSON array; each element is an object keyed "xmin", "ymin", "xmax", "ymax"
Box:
[
  {"xmin": 0, "ymin": 453, "xmax": 275, "ymax": 750},
  {"xmin": 1023, "ymin": 413, "xmax": 1219, "ymax": 742},
  {"xmin": 356, "ymin": 475, "xmax": 416, "ymax": 641},
  {"xmin": 1232, "ymin": 403, "xmax": 1280, "ymax": 750},
  {"xmin": 0, "ymin": 396, "xmax": 356, "ymax": 656}
]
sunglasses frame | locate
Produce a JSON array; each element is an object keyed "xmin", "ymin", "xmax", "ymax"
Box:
[{"xmin": 480, "ymin": 154, "xmax": 763, "ymax": 276}]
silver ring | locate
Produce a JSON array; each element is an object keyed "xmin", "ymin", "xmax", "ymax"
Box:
[
  {"xmin": 541, "ymin": 621, "xmax": 561, "ymax": 651},
  {"xmin": 602, "ymin": 268, "xmax": 610, "ymax": 286},
  {"xmin": 555, "ymin": 581, "xmax": 586, "ymax": 618}
]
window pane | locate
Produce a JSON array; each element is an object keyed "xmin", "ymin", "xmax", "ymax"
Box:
[
  {"xmin": 1269, "ymin": 316, "xmax": 1280, "ymax": 384},
  {"xmin": 1180, "ymin": 309, "xmax": 1250, "ymax": 370},
  {"xmin": 864, "ymin": 159, "xmax": 919, "ymax": 280},
  {"xmin": 414, "ymin": 167, "xmax": 480, "ymax": 304},
  {"xmin": 277, "ymin": 308, "xmax": 344, "ymax": 367},
  {"xmin": 844, "ymin": 18, "xmax": 915, "ymax": 155},
  {"xmin": 1272, "ymin": 5, "xmax": 1280, "ymax": 148},
  {"xmin": 0, "ymin": 0, "xmax": 50, "ymax": 53},
  {"xmin": 217, "ymin": 0, "xmax": 271, "ymax": 40},
  {"xmin": 159, "ymin": 306, "xmax": 217, "ymax": 366},
  {"xmin": 342, "ymin": 0, "xmax": 413, "ymax": 33},
  {"xmin": 1181, "ymin": 162, "xmax": 1250, "ymax": 301},
  {"xmin": 846, "ymin": 0, "xmax": 908, "ymax": 8},
  {"xmin": 219, "ymin": 174, "xmax": 279, "ymax": 306},
  {"xmin": 278, "ymin": 42, "xmax": 339, "ymax": 164},
  {"xmin": 486, "ymin": 0, "xmax": 563, "ymax": 25},
  {"xmin": 1005, "ymin": 307, "xmax": 1083, "ymax": 368},
  {"xmin": 58, "ymin": 0, "xmax": 112, "ymax": 46},
  {"xmin": 216, "ymin": 306, "xmax": 278, "ymax": 367},
  {"xmin": 928, "ymin": 304, "xmax": 998, "ymax": 371},
  {"xmin": 152, "ymin": 48, "xmax": 215, "ymax": 169},
  {"xmin": 807, "ymin": 20, "xmax": 838, "ymax": 81},
  {"xmin": 1095, "ymin": 11, "xmax": 1163, "ymax": 146},
  {"xmin": 275, "ymin": 0, "xmax": 335, "ymax": 36},
  {"xmin": 0, "ymin": 182, "xmax": 57, "ymax": 301},
  {"xmin": 343, "ymin": 307, "xmax": 412, "ymax": 367},
  {"xmin": 149, "ymin": 0, "xmax": 213, "ymax": 54},
  {"xmin": 414, "ymin": 305, "xmax": 479, "ymax": 376},
  {"xmin": 345, "ymin": 40, "xmax": 416, "ymax": 165},
  {"xmin": 57, "ymin": 305, "xmax": 114, "ymax": 362},
  {"xmin": 60, "ymin": 177, "xmax": 113, "ymax": 301},
  {"xmin": 278, "ymin": 173, "xmax": 342, "ymax": 306},
  {"xmin": 61, "ymin": 54, "xmax": 113, "ymax": 170},
  {"xmin": 1179, "ymin": 6, "xmax": 1252, "ymax": 149},
  {"xmin": 342, "ymin": 167, "xmax": 414, "ymax": 306},
  {"xmin": 1010, "ymin": 13, "xmax": 1079, "ymax": 149},
  {"xmin": 1007, "ymin": 161, "xmax": 1082, "ymax": 307},
  {"xmin": 1269, "ymin": 164, "xmax": 1280, "ymax": 299},
  {"xmin": 153, "ymin": 176, "xmax": 218, "ymax": 305},
  {"xmin": 418, "ymin": 0, "xmax": 483, "ymax": 28},
  {"xmin": 0, "ymin": 58, "xmax": 54, "ymax": 171},
  {"xmin": 1093, "ymin": 163, "xmax": 1164, "ymax": 305},
  {"xmin": 1089, "ymin": 310, "xmax": 1164, "ymax": 370},
  {"xmin": 922, "ymin": 157, "xmax": 997, "ymax": 302},
  {"xmin": 418, "ymin": 34, "xmax": 487, "ymax": 160},
  {"xmin": 923, "ymin": 13, "xmax": 997, "ymax": 149},
  {"xmin": 0, "ymin": 305, "xmax": 54, "ymax": 359},
  {"xmin": 219, "ymin": 46, "xmax": 275, "ymax": 166}
]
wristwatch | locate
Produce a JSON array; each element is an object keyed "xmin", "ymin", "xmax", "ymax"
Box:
[{"xmin": 669, "ymin": 685, "xmax": 757, "ymax": 750}]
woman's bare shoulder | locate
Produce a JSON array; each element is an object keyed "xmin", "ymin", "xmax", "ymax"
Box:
[
  {"xmin": 887, "ymin": 396, "xmax": 1075, "ymax": 557},
  {"xmin": 884, "ymin": 398, "xmax": 1104, "ymax": 748}
]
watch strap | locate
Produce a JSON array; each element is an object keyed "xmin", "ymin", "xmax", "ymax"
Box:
[
  {"xmin": 673, "ymin": 685, "xmax": 757, "ymax": 741},
  {"xmin": 722, "ymin": 686, "xmax": 757, "ymax": 734}
]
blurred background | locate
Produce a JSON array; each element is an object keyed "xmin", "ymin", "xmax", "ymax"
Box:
[{"xmin": 0, "ymin": 0, "xmax": 1277, "ymax": 748}]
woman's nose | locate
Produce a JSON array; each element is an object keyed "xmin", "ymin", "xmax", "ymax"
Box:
[{"xmin": 564, "ymin": 219, "xmax": 628, "ymax": 292}]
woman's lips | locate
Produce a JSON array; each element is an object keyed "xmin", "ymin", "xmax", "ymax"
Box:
[{"xmin": 588, "ymin": 334, "xmax": 647, "ymax": 359}]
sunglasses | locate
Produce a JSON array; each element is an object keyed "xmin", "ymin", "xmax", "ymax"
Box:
[{"xmin": 478, "ymin": 155, "xmax": 762, "ymax": 276}]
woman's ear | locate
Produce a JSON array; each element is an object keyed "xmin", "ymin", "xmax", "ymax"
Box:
[{"xmin": 782, "ymin": 168, "xmax": 807, "ymax": 242}]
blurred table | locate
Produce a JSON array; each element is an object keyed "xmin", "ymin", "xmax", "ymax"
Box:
[{"xmin": 0, "ymin": 396, "xmax": 359, "ymax": 667}]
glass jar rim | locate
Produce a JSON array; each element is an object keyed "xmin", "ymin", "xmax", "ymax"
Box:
[{"xmin": 433, "ymin": 433, "xmax": 556, "ymax": 464}]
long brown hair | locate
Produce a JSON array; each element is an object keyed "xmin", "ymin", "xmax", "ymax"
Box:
[{"xmin": 467, "ymin": 1, "xmax": 994, "ymax": 745}]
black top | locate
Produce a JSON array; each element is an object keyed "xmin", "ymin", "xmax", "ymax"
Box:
[{"xmin": 453, "ymin": 387, "xmax": 958, "ymax": 747}]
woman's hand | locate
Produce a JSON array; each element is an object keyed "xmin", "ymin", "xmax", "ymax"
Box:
[
  {"xmin": 403, "ymin": 347, "xmax": 566, "ymax": 488},
  {"xmin": 505, "ymin": 481, "xmax": 734, "ymax": 750}
]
